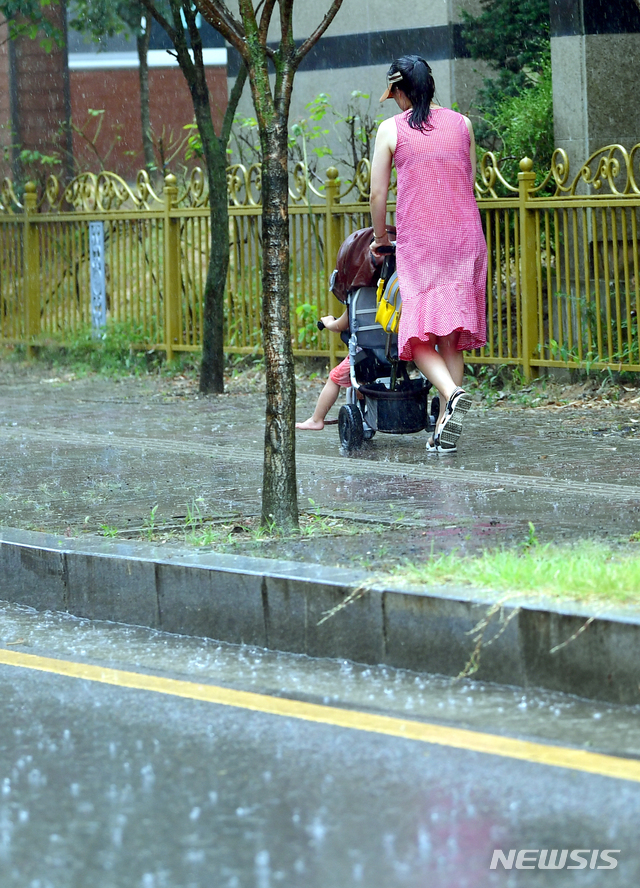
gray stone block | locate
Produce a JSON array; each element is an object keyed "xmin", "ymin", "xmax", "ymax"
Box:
[
  {"xmin": 156, "ymin": 563, "xmax": 267, "ymax": 647},
  {"xmin": 265, "ymin": 575, "xmax": 385, "ymax": 664},
  {"xmin": 383, "ymin": 589, "xmax": 526, "ymax": 686},
  {"xmin": 262, "ymin": 575, "xmax": 307, "ymax": 655},
  {"xmin": 519, "ymin": 609, "xmax": 640, "ymax": 705},
  {"xmin": 0, "ymin": 541, "xmax": 67, "ymax": 612},
  {"xmin": 65, "ymin": 554, "xmax": 159, "ymax": 627}
]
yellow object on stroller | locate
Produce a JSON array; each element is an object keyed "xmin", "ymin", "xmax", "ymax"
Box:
[{"xmin": 375, "ymin": 266, "xmax": 401, "ymax": 334}]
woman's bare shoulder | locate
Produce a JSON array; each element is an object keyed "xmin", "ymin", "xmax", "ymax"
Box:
[
  {"xmin": 376, "ymin": 116, "xmax": 397, "ymax": 137},
  {"xmin": 374, "ymin": 115, "xmax": 398, "ymax": 153},
  {"xmin": 461, "ymin": 114, "xmax": 474, "ymax": 136}
]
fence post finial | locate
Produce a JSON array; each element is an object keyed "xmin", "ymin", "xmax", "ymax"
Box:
[{"xmin": 24, "ymin": 180, "xmax": 38, "ymax": 211}]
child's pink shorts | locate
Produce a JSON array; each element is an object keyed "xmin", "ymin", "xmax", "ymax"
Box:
[{"xmin": 329, "ymin": 355, "xmax": 352, "ymax": 388}]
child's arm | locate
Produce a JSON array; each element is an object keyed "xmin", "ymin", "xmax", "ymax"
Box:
[{"xmin": 320, "ymin": 309, "xmax": 348, "ymax": 333}]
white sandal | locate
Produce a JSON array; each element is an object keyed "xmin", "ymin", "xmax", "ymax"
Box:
[
  {"xmin": 438, "ymin": 388, "xmax": 471, "ymax": 449},
  {"xmin": 426, "ymin": 430, "xmax": 457, "ymax": 454}
]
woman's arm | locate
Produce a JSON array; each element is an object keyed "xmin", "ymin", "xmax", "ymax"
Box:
[
  {"xmin": 463, "ymin": 116, "xmax": 477, "ymax": 182},
  {"xmin": 369, "ymin": 117, "xmax": 396, "ymax": 255}
]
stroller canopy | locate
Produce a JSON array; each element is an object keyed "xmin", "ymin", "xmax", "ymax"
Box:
[{"xmin": 330, "ymin": 226, "xmax": 396, "ymax": 304}]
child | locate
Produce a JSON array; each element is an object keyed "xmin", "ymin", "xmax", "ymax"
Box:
[{"xmin": 296, "ymin": 311, "xmax": 351, "ymax": 430}]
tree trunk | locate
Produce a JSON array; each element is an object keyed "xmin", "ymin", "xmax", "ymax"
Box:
[
  {"xmin": 187, "ymin": 0, "xmax": 345, "ymax": 532},
  {"xmin": 189, "ymin": 85, "xmax": 227, "ymax": 394},
  {"xmin": 137, "ymin": 21, "xmax": 154, "ymax": 175},
  {"xmin": 259, "ymin": 119, "xmax": 298, "ymax": 529},
  {"xmin": 199, "ymin": 133, "xmax": 228, "ymax": 394}
]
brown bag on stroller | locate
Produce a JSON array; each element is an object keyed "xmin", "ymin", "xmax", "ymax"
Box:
[{"xmin": 330, "ymin": 226, "xmax": 396, "ymax": 304}]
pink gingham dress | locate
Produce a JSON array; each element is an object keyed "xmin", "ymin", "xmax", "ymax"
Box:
[{"xmin": 393, "ymin": 107, "xmax": 487, "ymax": 359}]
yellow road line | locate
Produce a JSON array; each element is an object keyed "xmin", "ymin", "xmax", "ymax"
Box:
[{"xmin": 1, "ymin": 647, "xmax": 639, "ymax": 784}]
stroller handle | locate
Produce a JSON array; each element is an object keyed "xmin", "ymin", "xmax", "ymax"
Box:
[
  {"xmin": 316, "ymin": 319, "xmax": 325, "ymax": 331},
  {"xmin": 375, "ymin": 245, "xmax": 395, "ymax": 254}
]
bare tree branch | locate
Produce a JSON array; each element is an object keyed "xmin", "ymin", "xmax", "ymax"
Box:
[
  {"xmin": 282, "ymin": 0, "xmax": 300, "ymax": 80},
  {"xmin": 165, "ymin": 0, "xmax": 197, "ymax": 79},
  {"xmin": 279, "ymin": 0, "xmax": 295, "ymax": 49},
  {"xmin": 237, "ymin": 0, "xmax": 258, "ymax": 42},
  {"xmin": 220, "ymin": 61, "xmax": 248, "ymax": 145},
  {"xmin": 183, "ymin": 0, "xmax": 204, "ymax": 72},
  {"xmin": 258, "ymin": 0, "xmax": 277, "ymax": 45},
  {"xmin": 192, "ymin": 0, "xmax": 246, "ymax": 53},
  {"xmin": 235, "ymin": 0, "xmax": 274, "ymax": 80},
  {"xmin": 295, "ymin": 0, "xmax": 344, "ymax": 63},
  {"xmin": 138, "ymin": 0, "xmax": 177, "ymax": 43}
]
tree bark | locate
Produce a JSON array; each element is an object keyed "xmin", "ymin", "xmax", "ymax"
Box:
[
  {"xmin": 199, "ymin": 62, "xmax": 248, "ymax": 393},
  {"xmin": 198, "ymin": 113, "xmax": 228, "ymax": 395},
  {"xmin": 259, "ymin": 118, "xmax": 298, "ymax": 528},
  {"xmin": 238, "ymin": 9, "xmax": 299, "ymax": 529},
  {"xmin": 136, "ymin": 19, "xmax": 154, "ymax": 175}
]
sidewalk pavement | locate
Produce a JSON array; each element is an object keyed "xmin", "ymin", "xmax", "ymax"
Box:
[{"xmin": 1, "ymin": 365, "xmax": 640, "ymax": 702}]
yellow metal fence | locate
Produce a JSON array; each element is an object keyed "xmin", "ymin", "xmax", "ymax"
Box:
[
  {"xmin": 476, "ymin": 148, "xmax": 640, "ymax": 376},
  {"xmin": 1, "ymin": 145, "xmax": 639, "ymax": 377}
]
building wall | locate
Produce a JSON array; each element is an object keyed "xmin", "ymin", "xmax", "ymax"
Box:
[
  {"xmin": 550, "ymin": 0, "xmax": 640, "ymax": 179},
  {"xmin": 290, "ymin": 0, "xmax": 486, "ymax": 115},
  {"xmin": 5, "ymin": 2, "xmax": 71, "ymax": 181},
  {"xmin": 67, "ymin": 18, "xmax": 228, "ymax": 182},
  {"xmin": 70, "ymin": 66, "xmax": 228, "ymax": 181},
  {"xmin": 0, "ymin": 15, "xmax": 228, "ymax": 184},
  {"xmin": 0, "ymin": 2, "xmax": 491, "ymax": 185},
  {"xmin": 226, "ymin": 0, "xmax": 490, "ymax": 171}
]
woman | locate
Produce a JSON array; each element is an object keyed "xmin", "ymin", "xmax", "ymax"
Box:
[{"xmin": 370, "ymin": 56, "xmax": 487, "ymax": 452}]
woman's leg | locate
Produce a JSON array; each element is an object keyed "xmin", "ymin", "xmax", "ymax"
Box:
[
  {"xmin": 412, "ymin": 333, "xmax": 470, "ymax": 449},
  {"xmin": 412, "ymin": 335, "xmax": 464, "ymax": 427},
  {"xmin": 433, "ymin": 333, "xmax": 465, "ymax": 426}
]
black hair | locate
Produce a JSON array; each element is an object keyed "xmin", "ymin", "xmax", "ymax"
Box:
[{"xmin": 386, "ymin": 55, "xmax": 435, "ymax": 131}]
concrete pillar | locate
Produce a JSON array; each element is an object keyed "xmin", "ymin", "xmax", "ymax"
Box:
[{"xmin": 550, "ymin": 0, "xmax": 640, "ymax": 182}]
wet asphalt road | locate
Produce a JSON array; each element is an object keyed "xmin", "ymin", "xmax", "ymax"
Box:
[{"xmin": 1, "ymin": 602, "xmax": 639, "ymax": 888}]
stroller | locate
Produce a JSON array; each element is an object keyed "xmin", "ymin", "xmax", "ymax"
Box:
[{"xmin": 326, "ymin": 227, "xmax": 438, "ymax": 453}]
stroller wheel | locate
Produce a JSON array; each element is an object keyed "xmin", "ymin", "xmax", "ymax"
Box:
[{"xmin": 338, "ymin": 404, "xmax": 364, "ymax": 452}]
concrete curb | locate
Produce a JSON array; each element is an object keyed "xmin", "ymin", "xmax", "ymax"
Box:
[{"xmin": 1, "ymin": 527, "xmax": 639, "ymax": 704}]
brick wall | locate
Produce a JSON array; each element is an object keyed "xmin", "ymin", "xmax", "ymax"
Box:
[
  {"xmin": 8, "ymin": 2, "xmax": 71, "ymax": 180},
  {"xmin": 70, "ymin": 65, "xmax": 228, "ymax": 182}
]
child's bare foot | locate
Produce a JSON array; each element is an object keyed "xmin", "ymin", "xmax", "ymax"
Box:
[{"xmin": 295, "ymin": 417, "xmax": 325, "ymax": 430}]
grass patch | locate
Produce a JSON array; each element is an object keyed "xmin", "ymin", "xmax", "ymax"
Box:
[
  {"xmin": 399, "ymin": 540, "xmax": 640, "ymax": 608},
  {"xmin": 98, "ymin": 499, "xmax": 387, "ymax": 549},
  {"xmin": 3, "ymin": 322, "xmax": 201, "ymax": 379}
]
